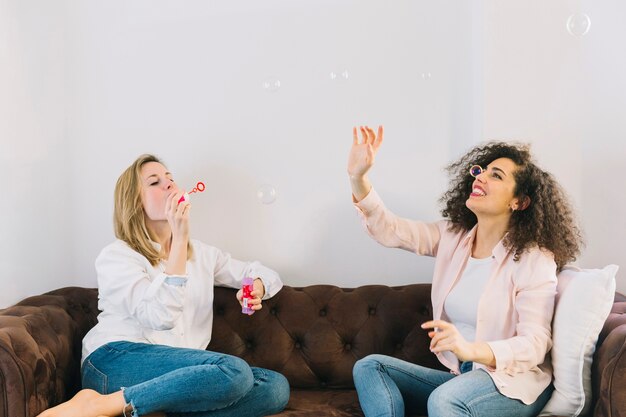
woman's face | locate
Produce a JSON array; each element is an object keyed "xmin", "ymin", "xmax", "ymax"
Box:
[
  {"xmin": 140, "ymin": 161, "xmax": 180, "ymax": 221},
  {"xmin": 466, "ymin": 157, "xmax": 520, "ymax": 218}
]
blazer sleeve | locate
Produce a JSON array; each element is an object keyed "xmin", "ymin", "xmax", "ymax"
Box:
[
  {"xmin": 486, "ymin": 249, "xmax": 557, "ymax": 374},
  {"xmin": 354, "ymin": 187, "xmax": 442, "ymax": 257}
]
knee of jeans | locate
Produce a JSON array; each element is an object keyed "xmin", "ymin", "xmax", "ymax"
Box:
[
  {"xmin": 266, "ymin": 372, "xmax": 290, "ymax": 413},
  {"xmin": 353, "ymin": 354, "xmax": 385, "ymax": 377},
  {"xmin": 218, "ymin": 356, "xmax": 254, "ymax": 391},
  {"xmin": 244, "ymin": 369, "xmax": 290, "ymax": 415},
  {"xmin": 428, "ymin": 385, "xmax": 465, "ymax": 416},
  {"xmin": 427, "ymin": 387, "xmax": 445, "ymax": 415}
]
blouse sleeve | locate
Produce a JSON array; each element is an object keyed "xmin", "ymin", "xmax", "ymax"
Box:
[
  {"xmin": 354, "ymin": 187, "xmax": 442, "ymax": 257},
  {"xmin": 212, "ymin": 247, "xmax": 283, "ymax": 300},
  {"xmin": 95, "ymin": 242, "xmax": 187, "ymax": 331}
]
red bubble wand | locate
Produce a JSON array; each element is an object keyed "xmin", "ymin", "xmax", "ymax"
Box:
[{"xmin": 178, "ymin": 181, "xmax": 206, "ymax": 203}]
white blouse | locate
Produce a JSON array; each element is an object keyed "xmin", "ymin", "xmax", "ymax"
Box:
[
  {"xmin": 444, "ymin": 256, "xmax": 493, "ymax": 343},
  {"xmin": 81, "ymin": 238, "xmax": 283, "ymax": 363}
]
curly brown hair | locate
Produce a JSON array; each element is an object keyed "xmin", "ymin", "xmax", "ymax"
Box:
[{"xmin": 440, "ymin": 141, "xmax": 583, "ymax": 270}]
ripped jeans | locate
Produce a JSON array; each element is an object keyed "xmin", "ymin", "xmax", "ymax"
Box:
[{"xmin": 81, "ymin": 341, "xmax": 289, "ymax": 417}]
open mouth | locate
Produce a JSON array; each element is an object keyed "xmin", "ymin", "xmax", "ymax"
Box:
[{"xmin": 470, "ymin": 186, "xmax": 486, "ymax": 197}]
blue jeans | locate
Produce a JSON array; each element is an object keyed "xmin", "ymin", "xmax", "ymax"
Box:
[
  {"xmin": 81, "ymin": 341, "xmax": 289, "ymax": 417},
  {"xmin": 353, "ymin": 354, "xmax": 553, "ymax": 417}
]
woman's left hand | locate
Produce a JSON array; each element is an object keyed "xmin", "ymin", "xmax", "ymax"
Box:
[
  {"xmin": 421, "ymin": 320, "xmax": 475, "ymax": 362},
  {"xmin": 236, "ymin": 278, "xmax": 266, "ymax": 313}
]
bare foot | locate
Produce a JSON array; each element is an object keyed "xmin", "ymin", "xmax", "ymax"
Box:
[{"xmin": 37, "ymin": 389, "xmax": 117, "ymax": 417}]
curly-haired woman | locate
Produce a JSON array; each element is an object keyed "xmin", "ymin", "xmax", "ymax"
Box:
[{"xmin": 350, "ymin": 126, "xmax": 583, "ymax": 417}]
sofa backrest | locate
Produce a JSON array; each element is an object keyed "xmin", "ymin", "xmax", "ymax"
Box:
[
  {"xmin": 208, "ymin": 284, "xmax": 444, "ymax": 389},
  {"xmin": 1, "ymin": 285, "xmax": 625, "ymax": 417}
]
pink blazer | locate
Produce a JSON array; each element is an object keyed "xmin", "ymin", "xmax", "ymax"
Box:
[{"xmin": 355, "ymin": 188, "xmax": 557, "ymax": 404}]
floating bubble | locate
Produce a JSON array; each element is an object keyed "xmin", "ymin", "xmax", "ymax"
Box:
[
  {"xmin": 257, "ymin": 185, "xmax": 277, "ymax": 204},
  {"xmin": 330, "ymin": 70, "xmax": 349, "ymax": 81},
  {"xmin": 262, "ymin": 77, "xmax": 281, "ymax": 92},
  {"xmin": 567, "ymin": 13, "xmax": 591, "ymax": 37}
]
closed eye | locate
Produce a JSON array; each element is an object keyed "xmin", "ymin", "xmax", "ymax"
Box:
[{"xmin": 147, "ymin": 175, "xmax": 174, "ymax": 186}]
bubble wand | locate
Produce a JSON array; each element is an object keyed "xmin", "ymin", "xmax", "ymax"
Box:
[{"xmin": 178, "ymin": 181, "xmax": 206, "ymax": 204}]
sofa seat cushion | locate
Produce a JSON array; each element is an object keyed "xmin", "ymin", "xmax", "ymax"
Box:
[
  {"xmin": 270, "ymin": 389, "xmax": 361, "ymax": 416},
  {"xmin": 270, "ymin": 389, "xmax": 426, "ymax": 417}
]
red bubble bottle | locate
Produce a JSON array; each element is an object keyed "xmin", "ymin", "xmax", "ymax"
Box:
[{"xmin": 241, "ymin": 277, "xmax": 254, "ymax": 315}]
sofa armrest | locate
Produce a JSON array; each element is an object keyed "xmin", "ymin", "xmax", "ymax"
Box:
[
  {"xmin": 591, "ymin": 297, "xmax": 626, "ymax": 417},
  {"xmin": 0, "ymin": 287, "xmax": 98, "ymax": 417}
]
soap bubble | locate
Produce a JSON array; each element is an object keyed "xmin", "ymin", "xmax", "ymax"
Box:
[
  {"xmin": 262, "ymin": 77, "xmax": 281, "ymax": 92},
  {"xmin": 330, "ymin": 70, "xmax": 349, "ymax": 81},
  {"xmin": 567, "ymin": 13, "xmax": 591, "ymax": 37},
  {"xmin": 257, "ymin": 185, "xmax": 277, "ymax": 204}
]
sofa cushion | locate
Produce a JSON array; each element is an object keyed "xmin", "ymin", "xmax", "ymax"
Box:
[
  {"xmin": 208, "ymin": 284, "xmax": 446, "ymax": 389},
  {"xmin": 270, "ymin": 389, "xmax": 362, "ymax": 416},
  {"xmin": 540, "ymin": 265, "xmax": 618, "ymax": 417},
  {"xmin": 269, "ymin": 389, "xmax": 426, "ymax": 417}
]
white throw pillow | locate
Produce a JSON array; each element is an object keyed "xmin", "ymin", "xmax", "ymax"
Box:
[{"xmin": 539, "ymin": 264, "xmax": 618, "ymax": 417}]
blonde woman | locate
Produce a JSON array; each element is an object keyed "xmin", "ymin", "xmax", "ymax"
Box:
[{"xmin": 38, "ymin": 154, "xmax": 289, "ymax": 417}]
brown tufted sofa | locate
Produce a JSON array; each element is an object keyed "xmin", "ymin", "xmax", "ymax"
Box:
[{"xmin": 0, "ymin": 284, "xmax": 625, "ymax": 417}]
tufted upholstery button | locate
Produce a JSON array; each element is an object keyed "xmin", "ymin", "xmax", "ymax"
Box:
[
  {"xmin": 246, "ymin": 342, "xmax": 253, "ymax": 349},
  {"xmin": 319, "ymin": 309, "xmax": 327, "ymax": 317},
  {"xmin": 295, "ymin": 342, "xmax": 302, "ymax": 349},
  {"xmin": 270, "ymin": 308, "xmax": 277, "ymax": 315},
  {"xmin": 396, "ymin": 343, "xmax": 403, "ymax": 349},
  {"xmin": 216, "ymin": 308, "xmax": 224, "ymax": 316},
  {"xmin": 345, "ymin": 343, "xmax": 351, "ymax": 351},
  {"xmin": 420, "ymin": 307, "xmax": 429, "ymax": 316},
  {"xmin": 320, "ymin": 381, "xmax": 327, "ymax": 388},
  {"xmin": 369, "ymin": 307, "xmax": 376, "ymax": 316}
]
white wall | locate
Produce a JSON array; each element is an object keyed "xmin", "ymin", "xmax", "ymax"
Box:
[
  {"xmin": 481, "ymin": 0, "xmax": 626, "ymax": 287},
  {"xmin": 0, "ymin": 0, "xmax": 73, "ymax": 307},
  {"xmin": 63, "ymin": 0, "xmax": 476, "ymax": 292},
  {"xmin": 1, "ymin": 0, "xmax": 624, "ymax": 307}
]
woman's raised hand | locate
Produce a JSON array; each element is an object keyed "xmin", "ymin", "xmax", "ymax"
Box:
[
  {"xmin": 347, "ymin": 125, "xmax": 384, "ymax": 179},
  {"xmin": 165, "ymin": 191, "xmax": 190, "ymax": 241},
  {"xmin": 347, "ymin": 125, "xmax": 383, "ymax": 202}
]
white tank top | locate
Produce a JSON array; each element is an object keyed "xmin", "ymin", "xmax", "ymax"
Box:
[{"xmin": 444, "ymin": 256, "xmax": 493, "ymax": 343}]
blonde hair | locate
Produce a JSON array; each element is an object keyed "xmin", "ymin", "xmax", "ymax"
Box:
[{"xmin": 113, "ymin": 154, "xmax": 193, "ymax": 266}]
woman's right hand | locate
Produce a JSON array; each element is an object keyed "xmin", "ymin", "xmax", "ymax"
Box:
[
  {"xmin": 347, "ymin": 125, "xmax": 384, "ymax": 178},
  {"xmin": 348, "ymin": 125, "xmax": 383, "ymax": 202},
  {"xmin": 165, "ymin": 191, "xmax": 190, "ymax": 241},
  {"xmin": 163, "ymin": 191, "xmax": 190, "ymax": 276}
]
